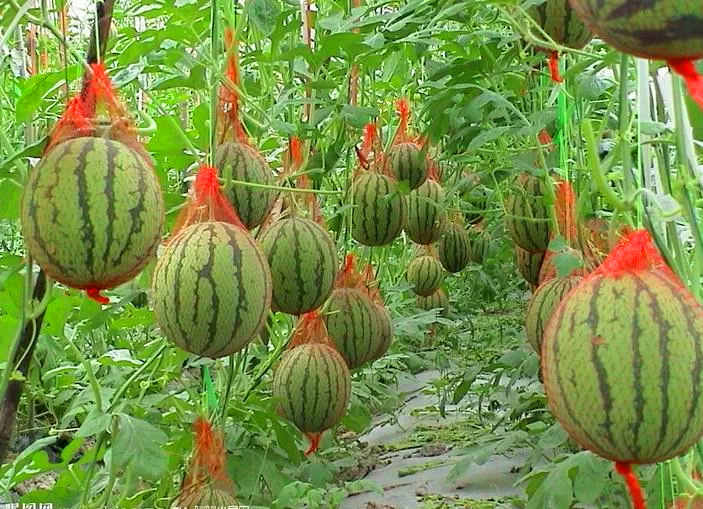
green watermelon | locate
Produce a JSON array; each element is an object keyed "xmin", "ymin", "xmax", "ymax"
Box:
[
  {"xmin": 568, "ymin": 0, "xmax": 703, "ymax": 62},
  {"xmin": 515, "ymin": 247, "xmax": 546, "ymax": 287},
  {"xmin": 525, "ymin": 276, "xmax": 581, "ymax": 354},
  {"xmin": 529, "ymin": 0, "xmax": 593, "ymax": 49},
  {"xmin": 325, "ymin": 288, "xmax": 382, "ymax": 369},
  {"xmin": 543, "ymin": 231, "xmax": 703, "ymax": 464},
  {"xmin": 369, "ymin": 305, "xmax": 393, "ymax": 361},
  {"xmin": 274, "ymin": 342, "xmax": 351, "ymax": 433},
  {"xmin": 468, "ymin": 227, "xmax": 491, "ymax": 264},
  {"xmin": 438, "ymin": 223, "xmax": 471, "ymax": 273},
  {"xmin": 407, "ymin": 255, "xmax": 445, "ymax": 297},
  {"xmin": 505, "ymin": 173, "xmax": 550, "ymax": 252},
  {"xmin": 21, "ymin": 137, "xmax": 163, "ymax": 291},
  {"xmin": 386, "ymin": 142, "xmax": 427, "ymax": 190},
  {"xmin": 215, "ymin": 141, "xmax": 278, "ymax": 230},
  {"xmin": 457, "ymin": 172, "xmax": 488, "ymax": 225},
  {"xmin": 258, "ymin": 216, "xmax": 338, "ymax": 315},
  {"xmin": 416, "ymin": 288, "xmax": 449, "ymax": 317},
  {"xmin": 405, "ymin": 179, "xmax": 446, "ymax": 245},
  {"xmin": 152, "ymin": 222, "xmax": 272, "ymax": 358},
  {"xmin": 352, "ymin": 173, "xmax": 405, "ymax": 246}
]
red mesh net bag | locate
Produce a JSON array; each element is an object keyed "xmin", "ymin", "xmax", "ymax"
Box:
[
  {"xmin": 390, "ymin": 97, "xmax": 414, "ymax": 146},
  {"xmin": 218, "ymin": 29, "xmax": 248, "ymax": 145},
  {"xmin": 668, "ymin": 60, "xmax": 703, "ymax": 110},
  {"xmin": 553, "ymin": 178, "xmax": 577, "ymax": 246},
  {"xmin": 170, "ymin": 165, "xmax": 245, "ymax": 240},
  {"xmin": 177, "ymin": 417, "xmax": 237, "ymax": 506},
  {"xmin": 334, "ymin": 253, "xmax": 366, "ymax": 291},
  {"xmin": 591, "ymin": 229, "xmax": 674, "ymax": 282},
  {"xmin": 361, "ymin": 262, "xmax": 384, "ymax": 307},
  {"xmin": 353, "ymin": 123, "xmax": 383, "ymax": 179}
]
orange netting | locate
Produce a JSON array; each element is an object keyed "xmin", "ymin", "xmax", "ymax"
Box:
[
  {"xmin": 614, "ymin": 462, "xmax": 646, "ymax": 509},
  {"xmin": 354, "ymin": 123, "xmax": 383, "ymax": 178},
  {"xmin": 218, "ymin": 28, "xmax": 248, "ymax": 144},
  {"xmin": 178, "ymin": 417, "xmax": 236, "ymax": 502},
  {"xmin": 668, "ymin": 59, "xmax": 703, "ymax": 110},
  {"xmin": 548, "ymin": 51, "xmax": 563, "ymax": 84},
  {"xmin": 553, "ymin": 179, "xmax": 577, "ymax": 246},
  {"xmin": 171, "ymin": 165, "xmax": 245, "ymax": 239},
  {"xmin": 334, "ymin": 254, "xmax": 365, "ymax": 290},
  {"xmin": 361, "ymin": 263, "xmax": 384, "ymax": 307}
]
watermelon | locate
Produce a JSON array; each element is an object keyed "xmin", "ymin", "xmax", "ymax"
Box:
[
  {"xmin": 457, "ymin": 172, "xmax": 488, "ymax": 225},
  {"xmin": 152, "ymin": 222, "xmax": 272, "ymax": 358},
  {"xmin": 525, "ymin": 276, "xmax": 582, "ymax": 354},
  {"xmin": 438, "ymin": 223, "xmax": 471, "ymax": 273},
  {"xmin": 407, "ymin": 255, "xmax": 445, "ymax": 297},
  {"xmin": 325, "ymin": 288, "xmax": 382, "ymax": 369},
  {"xmin": 386, "ymin": 142, "xmax": 427, "ymax": 190},
  {"xmin": 542, "ymin": 231, "xmax": 703, "ymax": 464},
  {"xmin": 273, "ymin": 342, "xmax": 351, "ymax": 433},
  {"xmin": 529, "ymin": 0, "xmax": 593, "ymax": 50},
  {"xmin": 21, "ymin": 137, "xmax": 163, "ymax": 291},
  {"xmin": 405, "ymin": 179, "xmax": 446, "ymax": 245},
  {"xmin": 416, "ymin": 288, "xmax": 449, "ymax": 317},
  {"xmin": 352, "ymin": 173, "xmax": 405, "ymax": 246},
  {"xmin": 468, "ymin": 227, "xmax": 491, "ymax": 264},
  {"xmin": 258, "ymin": 216, "xmax": 337, "ymax": 315},
  {"xmin": 504, "ymin": 173, "xmax": 550, "ymax": 252},
  {"xmin": 369, "ymin": 305, "xmax": 393, "ymax": 361},
  {"xmin": 515, "ymin": 246, "xmax": 546, "ymax": 287},
  {"xmin": 215, "ymin": 141, "xmax": 278, "ymax": 230},
  {"xmin": 568, "ymin": 0, "xmax": 703, "ymax": 62}
]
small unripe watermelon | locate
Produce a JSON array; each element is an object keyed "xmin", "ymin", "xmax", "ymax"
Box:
[
  {"xmin": 416, "ymin": 288, "xmax": 449, "ymax": 317},
  {"xmin": 386, "ymin": 142, "xmax": 427, "ymax": 190},
  {"xmin": 505, "ymin": 173, "xmax": 550, "ymax": 252},
  {"xmin": 543, "ymin": 230, "xmax": 703, "ymax": 464},
  {"xmin": 152, "ymin": 222, "xmax": 272, "ymax": 358},
  {"xmin": 352, "ymin": 173, "xmax": 405, "ymax": 246},
  {"xmin": 529, "ymin": 0, "xmax": 593, "ymax": 50},
  {"xmin": 258, "ymin": 216, "xmax": 338, "ymax": 315},
  {"xmin": 438, "ymin": 223, "xmax": 471, "ymax": 273},
  {"xmin": 21, "ymin": 137, "xmax": 164, "ymax": 291},
  {"xmin": 325, "ymin": 288, "xmax": 382, "ymax": 369},
  {"xmin": 405, "ymin": 179, "xmax": 446, "ymax": 245},
  {"xmin": 215, "ymin": 142, "xmax": 278, "ymax": 230},
  {"xmin": 525, "ymin": 276, "xmax": 581, "ymax": 354},
  {"xmin": 274, "ymin": 342, "xmax": 351, "ymax": 433},
  {"xmin": 515, "ymin": 246, "xmax": 546, "ymax": 287},
  {"xmin": 407, "ymin": 256, "xmax": 445, "ymax": 297}
]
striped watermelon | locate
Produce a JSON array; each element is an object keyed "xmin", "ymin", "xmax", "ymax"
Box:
[
  {"xmin": 468, "ymin": 227, "xmax": 491, "ymax": 264},
  {"xmin": 386, "ymin": 142, "xmax": 427, "ymax": 190},
  {"xmin": 529, "ymin": 0, "xmax": 593, "ymax": 49},
  {"xmin": 258, "ymin": 216, "xmax": 338, "ymax": 315},
  {"xmin": 416, "ymin": 288, "xmax": 449, "ymax": 317},
  {"xmin": 273, "ymin": 342, "xmax": 351, "ymax": 433},
  {"xmin": 525, "ymin": 276, "xmax": 581, "ymax": 354},
  {"xmin": 407, "ymin": 255, "xmax": 445, "ymax": 297},
  {"xmin": 369, "ymin": 305, "xmax": 393, "ymax": 361},
  {"xmin": 542, "ymin": 230, "xmax": 703, "ymax": 464},
  {"xmin": 21, "ymin": 137, "xmax": 163, "ymax": 291},
  {"xmin": 405, "ymin": 179, "xmax": 446, "ymax": 245},
  {"xmin": 352, "ymin": 173, "xmax": 405, "ymax": 246},
  {"xmin": 505, "ymin": 173, "xmax": 550, "ymax": 252},
  {"xmin": 152, "ymin": 222, "xmax": 272, "ymax": 358},
  {"xmin": 438, "ymin": 223, "xmax": 471, "ymax": 273},
  {"xmin": 215, "ymin": 141, "xmax": 278, "ymax": 230},
  {"xmin": 568, "ymin": 0, "xmax": 703, "ymax": 62},
  {"xmin": 325, "ymin": 288, "xmax": 382, "ymax": 369},
  {"xmin": 515, "ymin": 246, "xmax": 546, "ymax": 287}
]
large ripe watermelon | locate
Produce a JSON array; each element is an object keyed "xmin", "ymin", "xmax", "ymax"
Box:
[
  {"xmin": 505, "ymin": 173, "xmax": 550, "ymax": 252},
  {"xmin": 21, "ymin": 137, "xmax": 164, "ymax": 291},
  {"xmin": 407, "ymin": 256, "xmax": 445, "ymax": 297},
  {"xmin": 258, "ymin": 216, "xmax": 338, "ymax": 315},
  {"xmin": 215, "ymin": 142, "xmax": 278, "ymax": 230},
  {"xmin": 515, "ymin": 246, "xmax": 546, "ymax": 287},
  {"xmin": 525, "ymin": 276, "xmax": 581, "ymax": 354},
  {"xmin": 352, "ymin": 173, "xmax": 405, "ymax": 246},
  {"xmin": 386, "ymin": 142, "xmax": 427, "ymax": 190},
  {"xmin": 542, "ymin": 230, "xmax": 703, "ymax": 464},
  {"xmin": 416, "ymin": 288, "xmax": 449, "ymax": 317},
  {"xmin": 152, "ymin": 222, "xmax": 272, "ymax": 358},
  {"xmin": 273, "ymin": 342, "xmax": 351, "ymax": 433},
  {"xmin": 405, "ymin": 179, "xmax": 446, "ymax": 245},
  {"xmin": 438, "ymin": 223, "xmax": 471, "ymax": 273},
  {"xmin": 568, "ymin": 0, "xmax": 703, "ymax": 62},
  {"xmin": 530, "ymin": 0, "xmax": 593, "ymax": 49},
  {"xmin": 325, "ymin": 288, "xmax": 382, "ymax": 369}
]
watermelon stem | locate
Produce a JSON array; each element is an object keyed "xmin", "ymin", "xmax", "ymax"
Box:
[
  {"xmin": 615, "ymin": 462, "xmax": 646, "ymax": 509},
  {"xmin": 668, "ymin": 59, "xmax": 703, "ymax": 110},
  {"xmin": 548, "ymin": 52, "xmax": 563, "ymax": 84},
  {"xmin": 86, "ymin": 288, "xmax": 109, "ymax": 305}
]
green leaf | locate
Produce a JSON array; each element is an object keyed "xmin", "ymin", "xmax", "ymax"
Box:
[
  {"xmin": 468, "ymin": 126, "xmax": 511, "ymax": 150},
  {"xmin": 247, "ymin": 0, "xmax": 281, "ymax": 36},
  {"xmin": 76, "ymin": 409, "xmax": 111, "ymax": 438},
  {"xmin": 112, "ymin": 414, "xmax": 168, "ymax": 480},
  {"xmin": 0, "ymin": 179, "xmax": 20, "ymax": 220},
  {"xmin": 15, "ymin": 65, "xmax": 81, "ymax": 123},
  {"xmin": 341, "ymin": 401, "xmax": 372, "ymax": 433}
]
